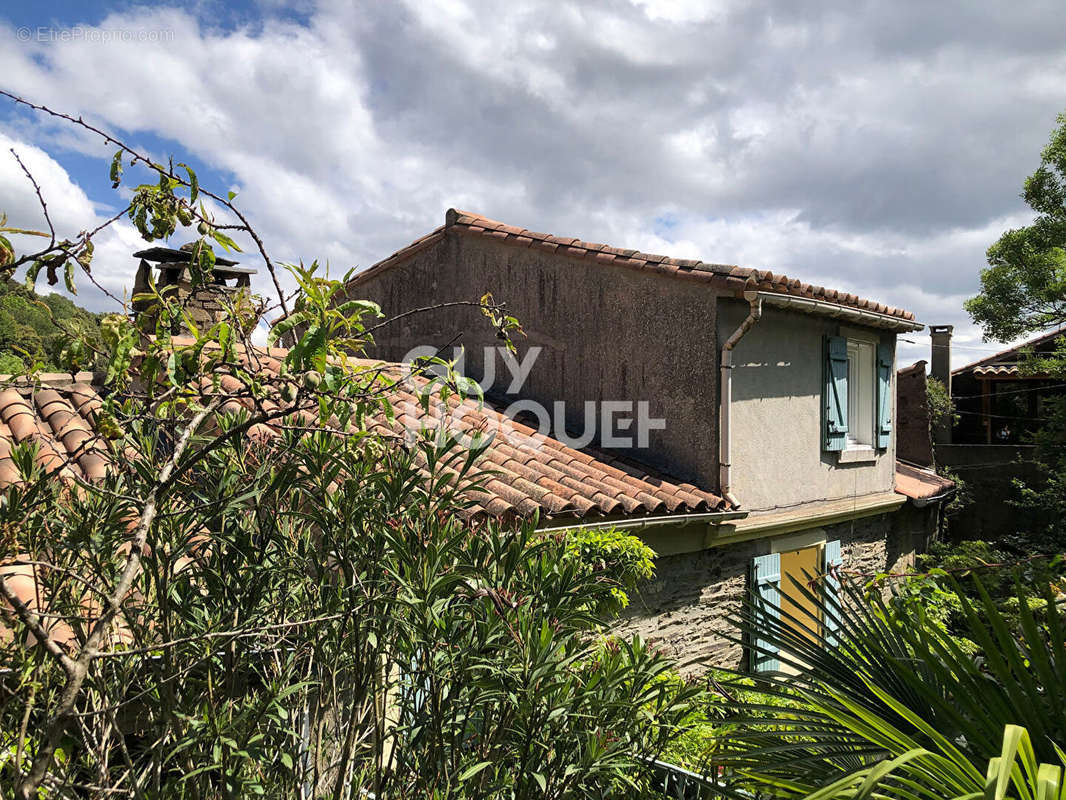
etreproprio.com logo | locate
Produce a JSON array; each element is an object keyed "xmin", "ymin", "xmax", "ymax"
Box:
[{"xmin": 396, "ymin": 345, "xmax": 665, "ymax": 452}]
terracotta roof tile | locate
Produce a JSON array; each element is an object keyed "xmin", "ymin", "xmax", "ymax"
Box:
[
  {"xmin": 0, "ymin": 355, "xmax": 731, "ymax": 525},
  {"xmin": 338, "ymin": 210, "xmax": 916, "ymax": 322},
  {"xmin": 953, "ymin": 327, "xmax": 1066, "ymax": 376},
  {"xmin": 895, "ymin": 461, "xmax": 955, "ymax": 501}
]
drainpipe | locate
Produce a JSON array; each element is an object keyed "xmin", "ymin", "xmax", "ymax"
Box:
[{"xmin": 719, "ymin": 295, "xmax": 763, "ymax": 508}]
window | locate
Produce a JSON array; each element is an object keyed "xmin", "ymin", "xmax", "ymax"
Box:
[
  {"xmin": 750, "ymin": 539, "xmax": 842, "ymax": 673},
  {"xmin": 846, "ymin": 340, "xmax": 874, "ymax": 448},
  {"xmin": 823, "ymin": 335, "xmax": 893, "ymax": 454}
]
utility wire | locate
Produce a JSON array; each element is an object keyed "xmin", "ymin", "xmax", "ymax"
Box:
[{"xmin": 951, "ymin": 382, "xmax": 1066, "ymax": 400}]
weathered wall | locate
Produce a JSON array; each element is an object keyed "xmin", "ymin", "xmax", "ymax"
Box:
[
  {"xmin": 897, "ymin": 361, "xmax": 933, "ymax": 467},
  {"xmin": 718, "ymin": 298, "xmax": 897, "ymax": 512},
  {"xmin": 352, "ymin": 230, "xmax": 724, "ymax": 489},
  {"xmin": 612, "ymin": 505, "xmax": 934, "ymax": 672}
]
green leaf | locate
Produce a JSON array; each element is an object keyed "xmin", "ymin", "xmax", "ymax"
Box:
[
  {"xmin": 64, "ymin": 260, "xmax": 76, "ymax": 295},
  {"xmin": 0, "ymin": 234, "xmax": 13, "ymax": 267},
  {"xmin": 76, "ymin": 240, "xmax": 94, "ymax": 271},
  {"xmin": 24, "ymin": 260, "xmax": 41, "ymax": 290},
  {"xmin": 179, "ymin": 162, "xmax": 199, "ymax": 203},
  {"xmin": 457, "ymin": 761, "xmax": 492, "ymax": 782},
  {"xmin": 110, "ymin": 149, "xmax": 123, "ymax": 188},
  {"xmin": 210, "ymin": 228, "xmax": 242, "ymax": 253}
]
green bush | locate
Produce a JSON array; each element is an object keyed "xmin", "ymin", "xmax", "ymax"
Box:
[{"xmin": 562, "ymin": 525, "xmax": 656, "ymax": 613}]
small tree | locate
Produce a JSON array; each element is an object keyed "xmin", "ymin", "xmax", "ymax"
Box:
[{"xmin": 965, "ymin": 113, "xmax": 1066, "ymax": 353}]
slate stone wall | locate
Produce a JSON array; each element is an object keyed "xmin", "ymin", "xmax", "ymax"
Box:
[{"xmin": 612, "ymin": 504, "xmax": 936, "ymax": 673}]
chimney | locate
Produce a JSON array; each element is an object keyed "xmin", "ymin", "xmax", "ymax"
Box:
[
  {"xmin": 131, "ymin": 244, "xmax": 257, "ymax": 335},
  {"xmin": 928, "ymin": 324, "xmax": 953, "ymax": 444}
]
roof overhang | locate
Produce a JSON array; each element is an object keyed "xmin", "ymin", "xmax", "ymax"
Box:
[{"xmin": 744, "ymin": 290, "xmax": 925, "ymax": 333}]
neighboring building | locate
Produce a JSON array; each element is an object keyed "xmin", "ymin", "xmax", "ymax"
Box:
[
  {"xmin": 948, "ymin": 327, "xmax": 1065, "ymax": 445},
  {"xmin": 321, "ymin": 208, "xmax": 952, "ymax": 670},
  {"xmin": 905, "ymin": 325, "xmax": 1063, "ymax": 539},
  {"xmin": 895, "ymin": 360, "xmax": 934, "ymax": 467}
]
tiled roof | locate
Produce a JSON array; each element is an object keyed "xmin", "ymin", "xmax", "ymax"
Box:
[
  {"xmin": 896, "ymin": 360, "xmax": 926, "ymax": 378},
  {"xmin": 972, "ymin": 365, "xmax": 1021, "ymax": 377},
  {"xmin": 0, "ymin": 360, "xmax": 730, "ymax": 524},
  {"xmin": 953, "ymin": 327, "xmax": 1064, "ymax": 376},
  {"xmin": 895, "ymin": 460, "xmax": 955, "ymax": 501},
  {"xmin": 347, "ymin": 209, "xmax": 916, "ymax": 322},
  {"xmin": 0, "ymin": 375, "xmax": 109, "ymax": 487}
]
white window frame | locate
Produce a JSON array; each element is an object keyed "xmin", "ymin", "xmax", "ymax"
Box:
[{"xmin": 842, "ymin": 331, "xmax": 878, "ymax": 462}]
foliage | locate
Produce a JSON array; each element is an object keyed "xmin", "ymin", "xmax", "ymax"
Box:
[
  {"xmin": 562, "ymin": 526, "xmax": 656, "ymax": 613},
  {"xmin": 0, "ymin": 417, "xmax": 696, "ymax": 798},
  {"xmin": 927, "ymin": 376, "xmax": 958, "ymax": 433},
  {"xmin": 0, "ymin": 278, "xmax": 103, "ymax": 373},
  {"xmin": 1012, "ymin": 395, "xmax": 1066, "ymax": 547},
  {"xmin": 885, "ymin": 541, "xmax": 1066, "ymax": 662},
  {"xmin": 655, "ymin": 670, "xmax": 807, "ymax": 775},
  {"xmin": 709, "ymin": 571, "xmax": 1066, "ymax": 798},
  {"xmin": 966, "ymin": 113, "xmax": 1066, "ymax": 351},
  {"xmin": 770, "ymin": 718, "xmax": 1066, "ymax": 800}
]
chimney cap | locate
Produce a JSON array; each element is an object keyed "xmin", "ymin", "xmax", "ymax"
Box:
[
  {"xmin": 133, "ymin": 245, "xmax": 248, "ymax": 270},
  {"xmin": 929, "ymin": 324, "xmax": 954, "ymax": 335}
]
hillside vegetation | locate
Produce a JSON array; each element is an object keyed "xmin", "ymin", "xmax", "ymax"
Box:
[{"xmin": 0, "ymin": 279, "xmax": 103, "ymax": 373}]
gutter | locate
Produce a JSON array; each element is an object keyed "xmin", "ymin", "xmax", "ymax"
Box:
[
  {"xmin": 537, "ymin": 509, "xmax": 747, "ymax": 534},
  {"xmin": 910, "ymin": 487, "xmax": 956, "ymax": 508},
  {"xmin": 743, "ymin": 290, "xmax": 925, "ymax": 333},
  {"xmin": 717, "ymin": 290, "xmax": 921, "ymax": 509},
  {"xmin": 719, "ymin": 294, "xmax": 764, "ymax": 508}
]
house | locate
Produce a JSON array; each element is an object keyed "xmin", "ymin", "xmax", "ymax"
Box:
[
  {"xmin": 3, "ymin": 223, "xmax": 951, "ymax": 673},
  {"xmin": 315, "ymin": 208, "xmax": 953, "ymax": 670}
]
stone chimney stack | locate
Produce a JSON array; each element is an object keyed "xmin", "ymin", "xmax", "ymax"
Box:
[
  {"xmin": 131, "ymin": 244, "xmax": 257, "ymax": 335},
  {"xmin": 929, "ymin": 324, "xmax": 953, "ymax": 444}
]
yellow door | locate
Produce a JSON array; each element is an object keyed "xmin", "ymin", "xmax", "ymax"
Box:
[{"xmin": 779, "ymin": 544, "xmax": 823, "ymax": 642}]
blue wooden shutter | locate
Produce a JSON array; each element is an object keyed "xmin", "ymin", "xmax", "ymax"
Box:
[
  {"xmin": 750, "ymin": 553, "xmax": 781, "ymax": 673},
  {"xmin": 823, "ymin": 336, "xmax": 848, "ymax": 451},
  {"xmin": 824, "ymin": 540, "xmax": 843, "ymax": 647},
  {"xmin": 876, "ymin": 344, "xmax": 893, "ymax": 450}
]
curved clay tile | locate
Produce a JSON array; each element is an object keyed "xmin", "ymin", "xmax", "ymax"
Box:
[
  {"xmin": 34, "ymin": 390, "xmax": 109, "ymax": 481},
  {"xmin": 0, "ymin": 421, "xmax": 19, "ymax": 488}
]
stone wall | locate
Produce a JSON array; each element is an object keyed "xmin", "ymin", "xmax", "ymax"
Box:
[
  {"xmin": 179, "ymin": 283, "xmax": 240, "ymax": 332},
  {"xmin": 612, "ymin": 504, "xmax": 934, "ymax": 673}
]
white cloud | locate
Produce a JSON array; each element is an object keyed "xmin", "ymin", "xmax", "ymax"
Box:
[
  {"xmin": 0, "ymin": 129, "xmax": 140, "ymax": 308},
  {"xmin": 0, "ymin": 0, "xmax": 1063, "ymax": 369}
]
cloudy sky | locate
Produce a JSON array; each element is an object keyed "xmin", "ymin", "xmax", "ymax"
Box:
[{"xmin": 1, "ymin": 0, "xmax": 1064, "ymax": 368}]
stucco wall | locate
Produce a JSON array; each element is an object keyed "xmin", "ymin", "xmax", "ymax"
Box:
[
  {"xmin": 352, "ymin": 231, "xmax": 724, "ymax": 489},
  {"xmin": 717, "ymin": 298, "xmax": 897, "ymax": 512},
  {"xmin": 612, "ymin": 505, "xmax": 933, "ymax": 672}
]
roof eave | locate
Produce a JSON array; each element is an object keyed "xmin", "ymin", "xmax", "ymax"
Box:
[{"xmin": 743, "ymin": 291, "xmax": 925, "ymax": 333}]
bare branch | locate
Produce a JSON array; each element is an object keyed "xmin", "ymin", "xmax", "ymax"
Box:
[{"xmin": 9, "ymin": 148, "xmax": 56, "ymax": 248}]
